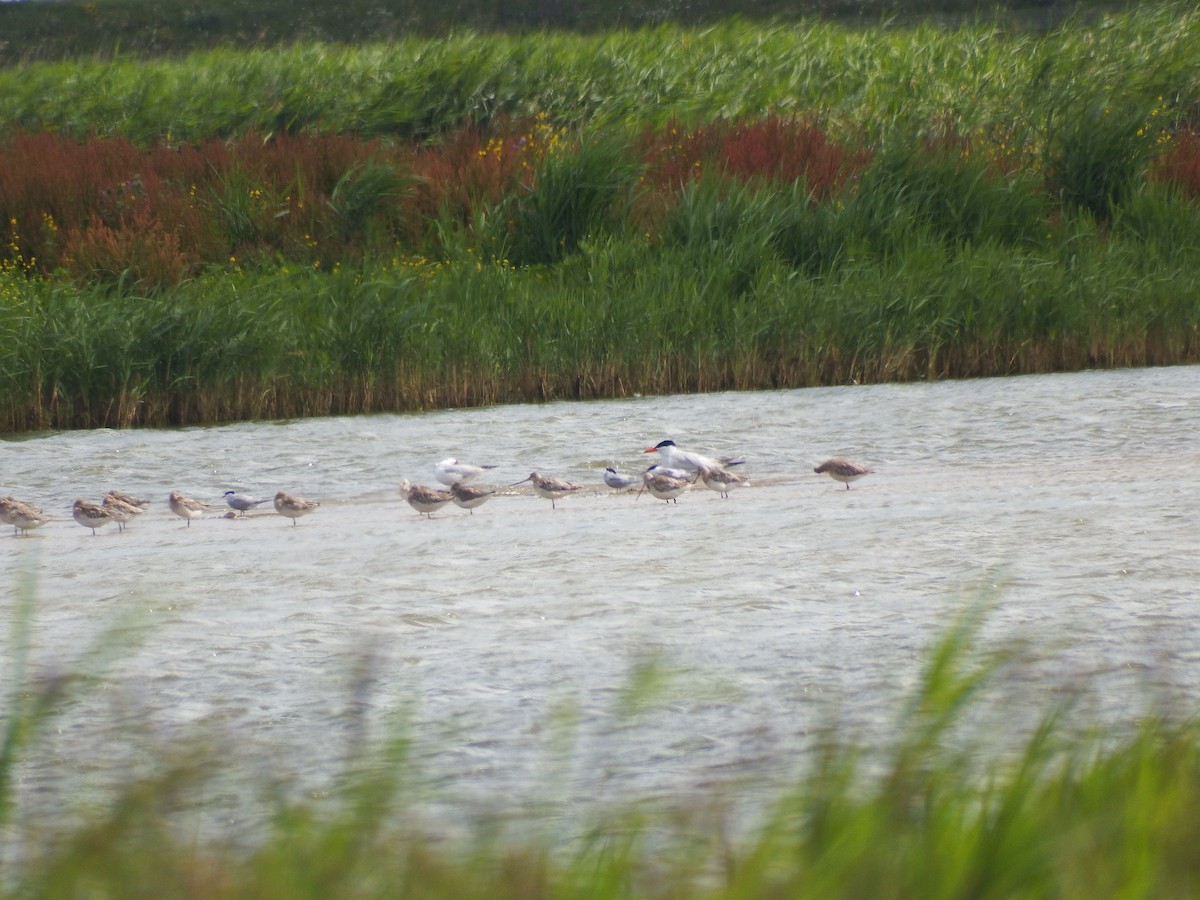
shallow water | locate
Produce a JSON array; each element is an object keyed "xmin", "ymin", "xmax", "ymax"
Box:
[{"xmin": 2, "ymin": 365, "xmax": 1199, "ymax": 841}]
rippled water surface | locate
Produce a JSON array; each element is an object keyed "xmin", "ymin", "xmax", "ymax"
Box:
[{"xmin": 3, "ymin": 365, "xmax": 1198, "ymax": 839}]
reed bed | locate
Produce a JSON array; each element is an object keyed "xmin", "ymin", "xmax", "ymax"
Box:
[
  {"xmin": 2, "ymin": 198, "xmax": 1197, "ymax": 431},
  {"xmin": 4, "ymin": 597, "xmax": 1200, "ymax": 897},
  {"xmin": 1, "ymin": 7, "xmax": 1197, "ymax": 143},
  {"xmin": 1, "ymin": 5, "xmax": 1199, "ymax": 430},
  {"xmin": 0, "ymin": 0, "xmax": 1117, "ymax": 66}
]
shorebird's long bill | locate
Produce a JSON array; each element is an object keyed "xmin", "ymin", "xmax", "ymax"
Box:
[
  {"xmin": 643, "ymin": 447, "xmax": 658, "ymax": 453},
  {"xmin": 510, "ymin": 477, "xmax": 531, "ymax": 486}
]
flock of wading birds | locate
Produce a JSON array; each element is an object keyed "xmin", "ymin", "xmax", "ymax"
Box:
[{"xmin": 0, "ymin": 440, "xmax": 873, "ymax": 536}]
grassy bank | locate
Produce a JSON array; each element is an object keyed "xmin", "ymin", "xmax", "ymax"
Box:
[
  {"xmin": 4, "ymin": 601, "xmax": 1200, "ymax": 897},
  {"xmin": 2, "ymin": 199, "xmax": 1199, "ymax": 430},
  {"xmin": 0, "ymin": 0, "xmax": 1130, "ymax": 66},
  {"xmin": 3, "ymin": 11, "xmax": 1196, "ymax": 143},
  {"xmin": 1, "ymin": 7, "xmax": 1198, "ymax": 430},
  {"xmin": 2, "ymin": 123, "xmax": 1199, "ymax": 429}
]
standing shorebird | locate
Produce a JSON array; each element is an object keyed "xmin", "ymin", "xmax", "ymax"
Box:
[
  {"xmin": 224, "ymin": 490, "xmax": 271, "ymax": 516},
  {"xmin": 644, "ymin": 439, "xmax": 744, "ymax": 474},
  {"xmin": 638, "ymin": 465, "xmax": 692, "ymax": 504},
  {"xmin": 273, "ymin": 491, "xmax": 319, "ymax": 525},
  {"xmin": 434, "ymin": 458, "xmax": 498, "ymax": 486},
  {"xmin": 168, "ymin": 491, "xmax": 209, "ymax": 526},
  {"xmin": 72, "ymin": 498, "xmax": 114, "ymax": 535},
  {"xmin": 694, "ymin": 465, "xmax": 751, "ymax": 499},
  {"xmin": 0, "ymin": 497, "xmax": 50, "ymax": 535},
  {"xmin": 814, "ymin": 458, "xmax": 874, "ymax": 490},
  {"xmin": 0, "ymin": 496, "xmax": 17, "ymax": 534},
  {"xmin": 106, "ymin": 490, "xmax": 150, "ymax": 510},
  {"xmin": 603, "ymin": 467, "xmax": 639, "ymax": 491},
  {"xmin": 102, "ymin": 492, "xmax": 145, "ymax": 532},
  {"xmin": 512, "ymin": 472, "xmax": 582, "ymax": 509},
  {"xmin": 398, "ymin": 479, "xmax": 454, "ymax": 517},
  {"xmin": 1, "ymin": 497, "xmax": 33, "ymax": 534},
  {"xmin": 449, "ymin": 481, "xmax": 494, "ymax": 514}
]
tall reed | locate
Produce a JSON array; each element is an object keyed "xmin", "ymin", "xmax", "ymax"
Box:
[
  {"xmin": 1, "ymin": 7, "xmax": 1195, "ymax": 142},
  {"xmin": 0, "ymin": 0, "xmax": 1123, "ymax": 67},
  {"xmin": 1, "ymin": 8, "xmax": 1199, "ymax": 430},
  {"xmin": 4, "ymin": 191, "xmax": 1197, "ymax": 433}
]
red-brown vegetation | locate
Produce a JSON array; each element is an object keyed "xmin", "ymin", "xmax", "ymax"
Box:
[
  {"xmin": 639, "ymin": 115, "xmax": 869, "ymax": 195},
  {"xmin": 2, "ymin": 116, "xmax": 1196, "ymax": 289},
  {"xmin": 1150, "ymin": 129, "xmax": 1200, "ymax": 199}
]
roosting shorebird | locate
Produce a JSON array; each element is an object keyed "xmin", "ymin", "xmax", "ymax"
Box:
[
  {"xmin": 273, "ymin": 490, "xmax": 320, "ymax": 525},
  {"xmin": 814, "ymin": 458, "xmax": 874, "ymax": 490}
]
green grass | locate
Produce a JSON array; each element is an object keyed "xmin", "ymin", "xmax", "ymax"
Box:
[
  {"xmin": 0, "ymin": 0, "xmax": 1132, "ymax": 66},
  {"xmin": 1, "ymin": 7, "xmax": 1195, "ymax": 143},
  {"xmin": 0, "ymin": 5, "xmax": 1198, "ymax": 430},
  {"xmin": 2, "ymin": 188, "xmax": 1197, "ymax": 430},
  {"xmin": 4, "ymin": 594, "xmax": 1200, "ymax": 897}
]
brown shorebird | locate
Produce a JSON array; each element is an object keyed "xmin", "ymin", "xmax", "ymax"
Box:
[
  {"xmin": 103, "ymin": 492, "xmax": 145, "ymax": 531},
  {"xmin": 73, "ymin": 498, "xmax": 114, "ymax": 535},
  {"xmin": 106, "ymin": 490, "xmax": 150, "ymax": 510},
  {"xmin": 0, "ymin": 497, "xmax": 50, "ymax": 535},
  {"xmin": 694, "ymin": 465, "xmax": 751, "ymax": 499},
  {"xmin": 637, "ymin": 465, "xmax": 692, "ymax": 504},
  {"xmin": 511, "ymin": 472, "xmax": 582, "ymax": 509},
  {"xmin": 814, "ymin": 458, "xmax": 874, "ymax": 490},
  {"xmin": 273, "ymin": 490, "xmax": 320, "ymax": 525},
  {"xmin": 398, "ymin": 479, "xmax": 453, "ymax": 517},
  {"xmin": 168, "ymin": 490, "xmax": 210, "ymax": 526},
  {"xmin": 449, "ymin": 481, "xmax": 494, "ymax": 514}
]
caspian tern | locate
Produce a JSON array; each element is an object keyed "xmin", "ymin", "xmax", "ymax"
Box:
[{"xmin": 643, "ymin": 439, "xmax": 743, "ymax": 473}]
